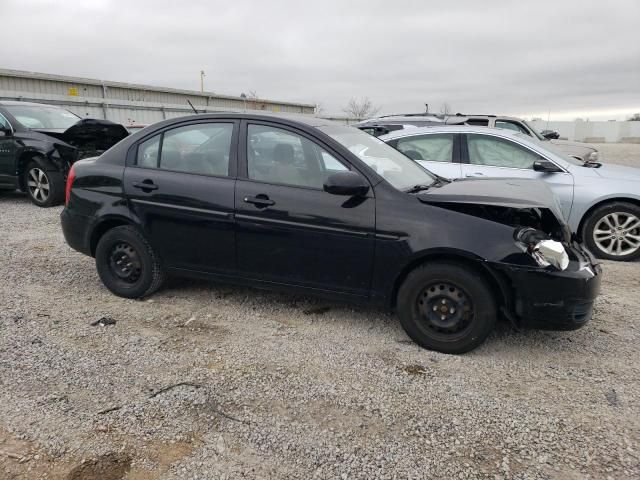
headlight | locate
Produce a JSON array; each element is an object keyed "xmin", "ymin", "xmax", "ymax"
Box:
[
  {"xmin": 516, "ymin": 228, "xmax": 569, "ymax": 270},
  {"xmin": 588, "ymin": 151, "xmax": 599, "ymax": 162}
]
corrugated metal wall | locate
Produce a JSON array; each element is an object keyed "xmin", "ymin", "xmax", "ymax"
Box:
[{"xmin": 0, "ymin": 68, "xmax": 315, "ymax": 125}]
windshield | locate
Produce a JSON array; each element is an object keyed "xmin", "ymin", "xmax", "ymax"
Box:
[
  {"xmin": 514, "ymin": 133, "xmax": 585, "ymax": 166},
  {"xmin": 4, "ymin": 105, "xmax": 80, "ymax": 130},
  {"xmin": 318, "ymin": 125, "xmax": 435, "ymax": 191},
  {"xmin": 523, "ymin": 120, "xmax": 546, "ymax": 141}
]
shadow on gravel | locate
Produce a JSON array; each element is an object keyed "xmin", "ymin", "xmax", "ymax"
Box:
[
  {"xmin": 0, "ymin": 190, "xmax": 29, "ymax": 203},
  {"xmin": 66, "ymin": 452, "xmax": 131, "ymax": 480}
]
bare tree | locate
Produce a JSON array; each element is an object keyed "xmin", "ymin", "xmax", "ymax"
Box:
[
  {"xmin": 440, "ymin": 102, "xmax": 452, "ymax": 116},
  {"xmin": 314, "ymin": 102, "xmax": 325, "ymax": 116},
  {"xmin": 343, "ymin": 97, "xmax": 381, "ymax": 119},
  {"xmin": 628, "ymin": 113, "xmax": 640, "ymax": 121},
  {"xmin": 247, "ymin": 90, "xmax": 259, "ymax": 100}
]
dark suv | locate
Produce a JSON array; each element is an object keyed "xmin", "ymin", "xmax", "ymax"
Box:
[
  {"xmin": 61, "ymin": 113, "xmax": 601, "ymax": 354},
  {"xmin": 0, "ymin": 101, "xmax": 128, "ymax": 206}
]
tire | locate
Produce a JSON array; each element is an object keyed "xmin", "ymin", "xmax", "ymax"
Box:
[
  {"xmin": 582, "ymin": 202, "xmax": 640, "ymax": 261},
  {"xmin": 397, "ymin": 262, "xmax": 496, "ymax": 354},
  {"xmin": 95, "ymin": 226, "xmax": 166, "ymax": 299},
  {"xmin": 23, "ymin": 158, "xmax": 65, "ymax": 207}
]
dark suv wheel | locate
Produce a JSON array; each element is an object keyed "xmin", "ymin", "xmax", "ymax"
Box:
[
  {"xmin": 95, "ymin": 226, "xmax": 166, "ymax": 298},
  {"xmin": 397, "ymin": 262, "xmax": 496, "ymax": 354},
  {"xmin": 583, "ymin": 202, "xmax": 640, "ymax": 261},
  {"xmin": 23, "ymin": 159, "xmax": 65, "ymax": 207}
]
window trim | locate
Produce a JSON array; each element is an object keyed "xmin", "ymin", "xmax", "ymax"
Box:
[
  {"xmin": 239, "ymin": 120, "xmax": 357, "ymax": 192},
  {"xmin": 461, "ymin": 133, "xmax": 569, "ymax": 173},
  {"xmin": 130, "ymin": 120, "xmax": 239, "ymax": 178}
]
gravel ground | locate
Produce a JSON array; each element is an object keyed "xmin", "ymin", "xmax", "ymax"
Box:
[{"xmin": 0, "ymin": 144, "xmax": 639, "ymax": 480}]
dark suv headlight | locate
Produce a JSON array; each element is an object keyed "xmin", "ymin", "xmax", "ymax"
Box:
[{"xmin": 516, "ymin": 228, "xmax": 569, "ymax": 270}]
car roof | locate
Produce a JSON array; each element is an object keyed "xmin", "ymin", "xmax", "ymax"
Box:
[
  {"xmin": 379, "ymin": 125, "xmax": 525, "ymax": 140},
  {"xmin": 355, "ymin": 115, "xmax": 443, "ymax": 126},
  {"xmin": 0, "ymin": 100, "xmax": 69, "ymax": 108}
]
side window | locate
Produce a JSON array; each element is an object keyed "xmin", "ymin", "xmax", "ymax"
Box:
[
  {"xmin": 137, "ymin": 135, "xmax": 160, "ymax": 168},
  {"xmin": 395, "ymin": 134, "xmax": 454, "ymax": 162},
  {"xmin": 495, "ymin": 120, "xmax": 529, "ymax": 135},
  {"xmin": 0, "ymin": 113, "xmax": 11, "ymax": 131},
  {"xmin": 467, "ymin": 134, "xmax": 540, "ymax": 169},
  {"xmin": 136, "ymin": 123, "xmax": 233, "ymax": 176},
  {"xmin": 247, "ymin": 124, "xmax": 348, "ymax": 188}
]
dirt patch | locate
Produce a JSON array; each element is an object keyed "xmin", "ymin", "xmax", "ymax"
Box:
[{"xmin": 66, "ymin": 452, "xmax": 131, "ymax": 480}]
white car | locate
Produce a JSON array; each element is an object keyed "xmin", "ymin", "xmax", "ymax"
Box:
[{"xmin": 380, "ymin": 126, "xmax": 640, "ymax": 261}]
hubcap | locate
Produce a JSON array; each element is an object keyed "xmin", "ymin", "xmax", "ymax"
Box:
[
  {"xmin": 417, "ymin": 282, "xmax": 473, "ymax": 335},
  {"xmin": 593, "ymin": 212, "xmax": 640, "ymax": 257},
  {"xmin": 108, "ymin": 242, "xmax": 142, "ymax": 283},
  {"xmin": 27, "ymin": 168, "xmax": 50, "ymax": 202}
]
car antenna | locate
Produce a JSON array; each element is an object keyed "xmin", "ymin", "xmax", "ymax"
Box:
[{"xmin": 187, "ymin": 100, "xmax": 199, "ymax": 114}]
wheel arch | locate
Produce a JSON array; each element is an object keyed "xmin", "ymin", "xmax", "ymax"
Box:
[
  {"xmin": 389, "ymin": 249, "xmax": 511, "ymax": 313},
  {"xmin": 89, "ymin": 216, "xmax": 138, "ymax": 257},
  {"xmin": 17, "ymin": 151, "xmax": 46, "ymax": 191}
]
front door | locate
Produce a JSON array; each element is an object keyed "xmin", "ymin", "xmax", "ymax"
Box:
[
  {"xmin": 235, "ymin": 122, "xmax": 375, "ymax": 296},
  {"xmin": 0, "ymin": 113, "xmax": 17, "ymax": 189},
  {"xmin": 387, "ymin": 133, "xmax": 462, "ymax": 179},
  {"xmin": 123, "ymin": 120, "xmax": 238, "ymax": 275},
  {"xmin": 460, "ymin": 133, "xmax": 574, "ymax": 219}
]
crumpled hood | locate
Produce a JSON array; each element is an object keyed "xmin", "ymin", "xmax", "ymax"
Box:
[
  {"xmin": 32, "ymin": 118, "xmax": 129, "ymax": 156},
  {"xmin": 592, "ymin": 163, "xmax": 640, "ymax": 181},
  {"xmin": 417, "ymin": 177, "xmax": 565, "ymax": 221}
]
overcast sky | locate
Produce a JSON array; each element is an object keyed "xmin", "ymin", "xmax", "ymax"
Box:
[{"xmin": 2, "ymin": 0, "xmax": 639, "ymax": 120}]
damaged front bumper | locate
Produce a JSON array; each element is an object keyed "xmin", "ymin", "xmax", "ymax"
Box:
[{"xmin": 490, "ymin": 243, "xmax": 602, "ymax": 330}]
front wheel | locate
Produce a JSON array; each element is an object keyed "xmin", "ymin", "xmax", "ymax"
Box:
[
  {"xmin": 583, "ymin": 202, "xmax": 640, "ymax": 261},
  {"xmin": 397, "ymin": 262, "xmax": 496, "ymax": 354},
  {"xmin": 23, "ymin": 159, "xmax": 65, "ymax": 207},
  {"xmin": 95, "ymin": 226, "xmax": 166, "ymax": 298}
]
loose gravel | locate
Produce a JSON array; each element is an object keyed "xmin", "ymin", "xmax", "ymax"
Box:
[{"xmin": 0, "ymin": 144, "xmax": 638, "ymax": 479}]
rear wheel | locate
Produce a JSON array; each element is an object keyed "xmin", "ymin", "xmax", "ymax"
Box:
[
  {"xmin": 583, "ymin": 202, "xmax": 640, "ymax": 261},
  {"xmin": 95, "ymin": 226, "xmax": 165, "ymax": 298},
  {"xmin": 397, "ymin": 262, "xmax": 496, "ymax": 354},
  {"xmin": 23, "ymin": 159, "xmax": 65, "ymax": 207}
]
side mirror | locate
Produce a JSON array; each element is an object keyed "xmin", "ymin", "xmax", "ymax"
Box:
[
  {"xmin": 541, "ymin": 129, "xmax": 560, "ymax": 140},
  {"xmin": 323, "ymin": 171, "xmax": 370, "ymax": 196},
  {"xmin": 0, "ymin": 126, "xmax": 10, "ymax": 137},
  {"xmin": 533, "ymin": 159, "xmax": 562, "ymax": 173}
]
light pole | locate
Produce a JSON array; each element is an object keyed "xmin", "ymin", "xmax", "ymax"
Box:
[
  {"xmin": 200, "ymin": 70, "xmax": 206, "ymax": 93},
  {"xmin": 240, "ymin": 93, "xmax": 247, "ymax": 111}
]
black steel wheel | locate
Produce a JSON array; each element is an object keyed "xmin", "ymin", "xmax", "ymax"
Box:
[
  {"xmin": 397, "ymin": 261, "xmax": 496, "ymax": 354},
  {"xmin": 95, "ymin": 226, "xmax": 165, "ymax": 298}
]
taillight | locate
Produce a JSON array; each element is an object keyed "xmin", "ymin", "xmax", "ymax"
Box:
[{"xmin": 65, "ymin": 164, "xmax": 76, "ymax": 206}]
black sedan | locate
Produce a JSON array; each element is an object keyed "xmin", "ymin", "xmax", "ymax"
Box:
[{"xmin": 61, "ymin": 113, "xmax": 601, "ymax": 354}]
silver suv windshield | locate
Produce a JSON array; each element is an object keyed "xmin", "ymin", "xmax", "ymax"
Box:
[
  {"xmin": 523, "ymin": 120, "xmax": 546, "ymax": 141},
  {"xmin": 4, "ymin": 105, "xmax": 80, "ymax": 130},
  {"xmin": 318, "ymin": 125, "xmax": 435, "ymax": 191}
]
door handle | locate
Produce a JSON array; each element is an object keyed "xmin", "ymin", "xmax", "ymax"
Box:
[
  {"xmin": 133, "ymin": 181, "xmax": 159, "ymax": 191},
  {"xmin": 465, "ymin": 172, "xmax": 485, "ymax": 177},
  {"xmin": 244, "ymin": 194, "xmax": 275, "ymax": 207}
]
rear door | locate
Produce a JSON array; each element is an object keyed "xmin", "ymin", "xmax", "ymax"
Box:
[
  {"xmin": 235, "ymin": 121, "xmax": 375, "ymax": 296},
  {"xmin": 123, "ymin": 120, "xmax": 238, "ymax": 275},
  {"xmin": 0, "ymin": 112, "xmax": 17, "ymax": 188},
  {"xmin": 460, "ymin": 133, "xmax": 574, "ymax": 218},
  {"xmin": 386, "ymin": 133, "xmax": 462, "ymax": 179}
]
